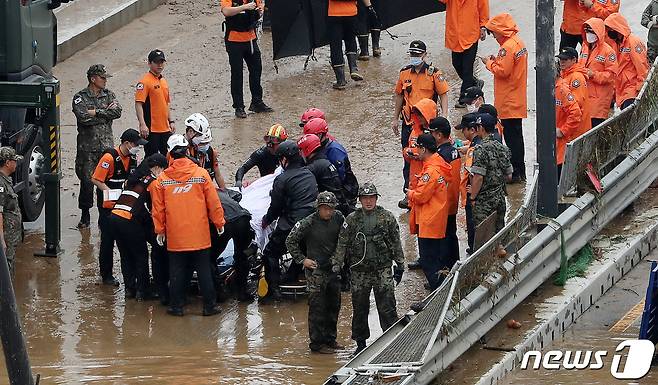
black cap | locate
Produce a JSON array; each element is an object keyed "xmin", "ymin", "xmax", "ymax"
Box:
[
  {"xmin": 408, "ymin": 40, "xmax": 427, "ymax": 55},
  {"xmin": 148, "ymin": 49, "xmax": 166, "ymax": 63},
  {"xmin": 428, "ymin": 117, "xmax": 451, "ymax": 137},
  {"xmin": 415, "ymin": 133, "xmax": 437, "ymax": 152},
  {"xmin": 477, "ymin": 103, "xmax": 498, "ymax": 120},
  {"xmin": 121, "ymin": 128, "xmax": 148, "ymax": 145},
  {"xmin": 468, "ymin": 113, "xmax": 497, "ymax": 132},
  {"xmin": 459, "ymin": 86, "xmax": 484, "ymax": 104},
  {"xmin": 456, "ymin": 112, "xmax": 479, "ymax": 130},
  {"xmin": 556, "ymin": 47, "xmax": 578, "ymax": 60}
]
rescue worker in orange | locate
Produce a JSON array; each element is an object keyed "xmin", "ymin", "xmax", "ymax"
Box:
[
  {"xmin": 557, "ymin": 47, "xmax": 592, "ymax": 139},
  {"xmin": 605, "ymin": 13, "xmax": 650, "ymax": 110},
  {"xmin": 150, "ymin": 134, "xmax": 226, "ymax": 317},
  {"xmin": 326, "ymin": 0, "xmax": 377, "ymax": 89},
  {"xmin": 221, "ymin": 0, "xmax": 273, "ymax": 118},
  {"xmin": 393, "ymin": 40, "xmax": 449, "ymax": 209},
  {"xmin": 438, "ymin": 0, "xmax": 489, "ymax": 106},
  {"xmin": 555, "ymin": 73, "xmax": 583, "ymax": 175},
  {"xmin": 561, "ymin": 0, "xmax": 620, "ymax": 50},
  {"xmin": 482, "ymin": 12, "xmax": 528, "ymax": 183},
  {"xmin": 91, "ymin": 128, "xmax": 146, "ymax": 287},
  {"xmin": 401, "ymin": 98, "xmax": 437, "ymax": 209},
  {"xmin": 580, "ymin": 17, "xmax": 618, "ymax": 128},
  {"xmin": 428, "ymin": 117, "xmax": 462, "ymax": 262},
  {"xmin": 407, "ymin": 133, "xmax": 452, "ymax": 290},
  {"xmin": 135, "ymin": 50, "xmax": 173, "ymax": 156}
]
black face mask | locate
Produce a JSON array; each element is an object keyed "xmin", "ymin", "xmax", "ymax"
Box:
[{"xmin": 607, "ymin": 30, "xmax": 620, "ymax": 42}]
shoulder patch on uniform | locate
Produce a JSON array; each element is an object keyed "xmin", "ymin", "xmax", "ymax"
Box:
[
  {"xmin": 437, "ymin": 176, "xmax": 446, "ymax": 185},
  {"xmin": 342, "ymin": 221, "xmax": 348, "ymax": 229},
  {"xmin": 421, "ymin": 173, "xmax": 430, "ymax": 183},
  {"xmin": 74, "ymin": 96, "xmax": 82, "ymax": 104},
  {"xmin": 136, "ymin": 82, "xmax": 145, "ymax": 90},
  {"xmin": 101, "ymin": 161, "xmax": 110, "ymax": 169},
  {"xmin": 514, "ymin": 47, "xmax": 528, "ymax": 59},
  {"xmin": 498, "ymin": 48, "xmax": 507, "ymax": 57},
  {"xmin": 609, "ymin": 53, "xmax": 616, "ymax": 62},
  {"xmin": 567, "ymin": 93, "xmax": 575, "ymax": 102},
  {"xmin": 294, "ymin": 221, "xmax": 301, "ymax": 229},
  {"xmin": 571, "ymin": 79, "xmax": 580, "ymax": 88},
  {"xmin": 636, "ymin": 45, "xmax": 644, "ymax": 53}
]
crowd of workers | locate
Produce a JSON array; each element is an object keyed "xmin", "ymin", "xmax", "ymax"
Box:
[{"xmin": 3, "ymin": 0, "xmax": 657, "ymax": 357}]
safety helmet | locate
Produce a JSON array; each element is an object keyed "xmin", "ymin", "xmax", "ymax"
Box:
[
  {"xmin": 198, "ymin": 129, "xmax": 213, "ymax": 144},
  {"xmin": 275, "ymin": 140, "xmax": 300, "ymax": 159},
  {"xmin": 316, "ymin": 191, "xmax": 338, "ymax": 208},
  {"xmin": 167, "ymin": 134, "xmax": 189, "ymax": 152},
  {"xmin": 264, "ymin": 123, "xmax": 288, "ymax": 145},
  {"xmin": 297, "ymin": 134, "xmax": 322, "ymax": 158},
  {"xmin": 184, "ymin": 113, "xmax": 210, "ymax": 135},
  {"xmin": 358, "ymin": 182, "xmax": 380, "ymax": 197},
  {"xmin": 303, "ymin": 118, "xmax": 329, "ymax": 136},
  {"xmin": 299, "ymin": 108, "xmax": 326, "ymax": 127}
]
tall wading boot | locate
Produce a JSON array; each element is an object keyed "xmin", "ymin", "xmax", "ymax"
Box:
[
  {"xmin": 357, "ymin": 35, "xmax": 370, "ymax": 61},
  {"xmin": 371, "ymin": 29, "xmax": 381, "ymax": 57},
  {"xmin": 346, "ymin": 53, "xmax": 364, "ymax": 81},
  {"xmin": 332, "ymin": 65, "xmax": 347, "ymax": 90}
]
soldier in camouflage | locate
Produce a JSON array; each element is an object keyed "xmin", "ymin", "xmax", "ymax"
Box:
[
  {"xmin": 331, "ymin": 182, "xmax": 405, "ymax": 355},
  {"xmin": 469, "ymin": 113, "xmax": 513, "ymax": 232},
  {"xmin": 286, "ymin": 192, "xmax": 345, "ymax": 354},
  {"xmin": 0, "ymin": 147, "xmax": 23, "ymax": 277},
  {"xmin": 72, "ymin": 64, "xmax": 122, "ymax": 228}
]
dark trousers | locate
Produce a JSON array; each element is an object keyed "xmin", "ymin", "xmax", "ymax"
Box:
[
  {"xmin": 168, "ymin": 248, "xmax": 216, "ymax": 310},
  {"xmin": 98, "ymin": 208, "xmax": 116, "ymax": 280},
  {"xmin": 401, "ymin": 123, "xmax": 412, "ymax": 192},
  {"xmin": 502, "ymin": 118, "xmax": 526, "ymax": 179},
  {"xmin": 226, "ymin": 40, "xmax": 264, "ymax": 109},
  {"xmin": 307, "ymin": 270, "xmax": 341, "ymax": 351},
  {"xmin": 559, "ymin": 30, "xmax": 582, "ymax": 50},
  {"xmin": 621, "ymin": 99, "xmax": 635, "ymax": 110},
  {"xmin": 356, "ymin": 1, "xmax": 381, "ymax": 35},
  {"xmin": 263, "ymin": 227, "xmax": 290, "ymax": 291},
  {"xmin": 148, "ymin": 236, "xmax": 169, "ymax": 302},
  {"xmin": 446, "ymin": 214, "xmax": 459, "ymax": 260},
  {"xmin": 111, "ymin": 215, "xmax": 149, "ymax": 293},
  {"xmin": 465, "ymin": 198, "xmax": 475, "ymax": 252},
  {"xmin": 144, "ymin": 131, "xmax": 171, "ymax": 157},
  {"xmin": 327, "ymin": 16, "xmax": 358, "ymax": 66},
  {"xmin": 451, "ymin": 42, "xmax": 478, "ymax": 95},
  {"xmin": 75, "ymin": 151, "xmax": 103, "ymax": 210},
  {"xmin": 592, "ymin": 118, "xmax": 606, "ymax": 129},
  {"xmin": 418, "ymin": 237, "xmax": 455, "ymax": 290},
  {"xmin": 215, "ymin": 216, "xmax": 255, "ymax": 293}
]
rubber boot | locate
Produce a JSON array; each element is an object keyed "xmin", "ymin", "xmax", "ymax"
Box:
[
  {"xmin": 371, "ymin": 29, "xmax": 381, "ymax": 57},
  {"xmin": 354, "ymin": 340, "xmax": 367, "ymax": 356},
  {"xmin": 357, "ymin": 35, "xmax": 370, "ymax": 61},
  {"xmin": 346, "ymin": 53, "xmax": 364, "ymax": 81},
  {"xmin": 332, "ymin": 65, "xmax": 347, "ymax": 90}
]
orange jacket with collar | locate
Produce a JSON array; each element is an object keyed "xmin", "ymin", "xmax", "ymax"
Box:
[
  {"xmin": 560, "ymin": 62, "xmax": 592, "ymax": 138},
  {"xmin": 604, "ymin": 13, "xmax": 650, "ymax": 106},
  {"xmin": 589, "ymin": 0, "xmax": 619, "ymax": 20},
  {"xmin": 407, "ymin": 153, "xmax": 451, "ymax": 239},
  {"xmin": 150, "ymin": 157, "xmax": 226, "ymax": 252},
  {"xmin": 439, "ymin": 0, "xmax": 489, "ymax": 52},
  {"xmin": 562, "ymin": 0, "xmax": 589, "ymax": 35},
  {"xmin": 580, "ymin": 17, "xmax": 618, "ymax": 119},
  {"xmin": 484, "ymin": 13, "xmax": 528, "ymax": 119},
  {"xmin": 555, "ymin": 80, "xmax": 583, "ymax": 165},
  {"xmin": 403, "ymin": 99, "xmax": 437, "ymax": 190}
]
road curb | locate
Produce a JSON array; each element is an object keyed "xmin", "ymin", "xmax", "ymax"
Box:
[
  {"xmin": 475, "ymin": 221, "xmax": 658, "ymax": 385},
  {"xmin": 57, "ymin": 0, "xmax": 164, "ymax": 62}
]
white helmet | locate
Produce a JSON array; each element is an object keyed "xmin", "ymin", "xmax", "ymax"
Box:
[
  {"xmin": 167, "ymin": 134, "xmax": 189, "ymax": 152},
  {"xmin": 184, "ymin": 113, "xmax": 210, "ymax": 135},
  {"xmin": 198, "ymin": 129, "xmax": 212, "ymax": 144}
]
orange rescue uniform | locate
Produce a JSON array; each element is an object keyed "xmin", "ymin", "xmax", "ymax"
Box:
[
  {"xmin": 560, "ymin": 63, "xmax": 592, "ymax": 138},
  {"xmin": 92, "ymin": 147, "xmax": 131, "ymax": 209},
  {"xmin": 220, "ymin": 0, "xmax": 263, "ymax": 42},
  {"xmin": 135, "ymin": 71, "xmax": 171, "ymax": 134},
  {"xmin": 395, "ymin": 63, "xmax": 449, "ymax": 124},
  {"xmin": 561, "ymin": 0, "xmax": 589, "ymax": 35},
  {"xmin": 555, "ymin": 81, "xmax": 583, "ymax": 165},
  {"xmin": 150, "ymin": 158, "xmax": 226, "ymax": 252},
  {"xmin": 484, "ymin": 13, "xmax": 528, "ymax": 120},
  {"xmin": 328, "ymin": 0, "xmax": 357, "ymax": 17},
  {"xmin": 407, "ymin": 153, "xmax": 451, "ymax": 239},
  {"xmin": 579, "ymin": 17, "xmax": 617, "ymax": 119},
  {"xmin": 403, "ymin": 99, "xmax": 437, "ymax": 190},
  {"xmin": 439, "ymin": 0, "xmax": 489, "ymax": 52},
  {"xmin": 588, "ymin": 0, "xmax": 620, "ymax": 20}
]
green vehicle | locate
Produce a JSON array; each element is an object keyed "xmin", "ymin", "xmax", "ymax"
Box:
[{"xmin": 0, "ymin": 0, "xmax": 68, "ymax": 221}]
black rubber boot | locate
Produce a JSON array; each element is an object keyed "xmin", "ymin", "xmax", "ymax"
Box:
[
  {"xmin": 346, "ymin": 53, "xmax": 363, "ymax": 81},
  {"xmin": 354, "ymin": 340, "xmax": 367, "ymax": 356},
  {"xmin": 371, "ymin": 29, "xmax": 381, "ymax": 57},
  {"xmin": 332, "ymin": 65, "xmax": 347, "ymax": 90},
  {"xmin": 357, "ymin": 35, "xmax": 370, "ymax": 61}
]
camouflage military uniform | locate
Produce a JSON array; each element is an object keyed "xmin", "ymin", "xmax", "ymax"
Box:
[
  {"xmin": 72, "ymin": 65, "xmax": 122, "ymax": 211},
  {"xmin": 286, "ymin": 192, "xmax": 345, "ymax": 352},
  {"xmin": 471, "ymin": 134, "xmax": 512, "ymax": 232},
  {"xmin": 331, "ymin": 202, "xmax": 404, "ymax": 343},
  {"xmin": 0, "ymin": 148, "xmax": 23, "ymax": 276}
]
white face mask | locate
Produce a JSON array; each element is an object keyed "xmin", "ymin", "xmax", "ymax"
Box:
[
  {"xmin": 586, "ymin": 32, "xmax": 598, "ymax": 44},
  {"xmin": 467, "ymin": 104, "xmax": 478, "ymax": 113},
  {"xmin": 191, "ymin": 136, "xmax": 203, "ymax": 146},
  {"xmin": 198, "ymin": 144, "xmax": 210, "ymax": 153},
  {"xmin": 128, "ymin": 146, "xmax": 140, "ymax": 155}
]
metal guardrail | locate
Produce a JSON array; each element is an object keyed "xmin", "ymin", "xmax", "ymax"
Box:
[{"xmin": 558, "ymin": 61, "xmax": 658, "ymax": 197}]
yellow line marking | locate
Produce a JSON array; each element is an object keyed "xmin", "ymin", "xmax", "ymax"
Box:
[
  {"xmin": 609, "ymin": 299, "xmax": 645, "ymax": 333},
  {"xmin": 56, "ymin": 94, "xmax": 60, "ymax": 107}
]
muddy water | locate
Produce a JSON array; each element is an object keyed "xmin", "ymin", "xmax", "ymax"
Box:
[{"xmin": 1, "ymin": 0, "xmax": 541, "ymax": 383}]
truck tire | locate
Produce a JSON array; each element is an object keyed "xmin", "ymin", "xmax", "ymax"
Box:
[{"xmin": 17, "ymin": 132, "xmax": 45, "ymax": 222}]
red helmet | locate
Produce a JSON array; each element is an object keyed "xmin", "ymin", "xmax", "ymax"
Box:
[
  {"xmin": 303, "ymin": 118, "xmax": 329, "ymax": 136},
  {"xmin": 299, "ymin": 108, "xmax": 326, "ymax": 127},
  {"xmin": 297, "ymin": 134, "xmax": 322, "ymax": 158}
]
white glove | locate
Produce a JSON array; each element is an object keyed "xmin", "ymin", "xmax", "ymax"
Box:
[
  {"xmin": 156, "ymin": 234, "xmax": 166, "ymax": 246},
  {"xmin": 217, "ymin": 227, "xmax": 225, "ymax": 235}
]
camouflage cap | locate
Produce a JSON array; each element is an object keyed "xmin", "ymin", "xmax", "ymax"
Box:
[
  {"xmin": 316, "ymin": 191, "xmax": 338, "ymax": 208},
  {"xmin": 358, "ymin": 182, "xmax": 380, "ymax": 197},
  {"xmin": 0, "ymin": 147, "xmax": 23, "ymax": 163},
  {"xmin": 87, "ymin": 64, "xmax": 112, "ymax": 78}
]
